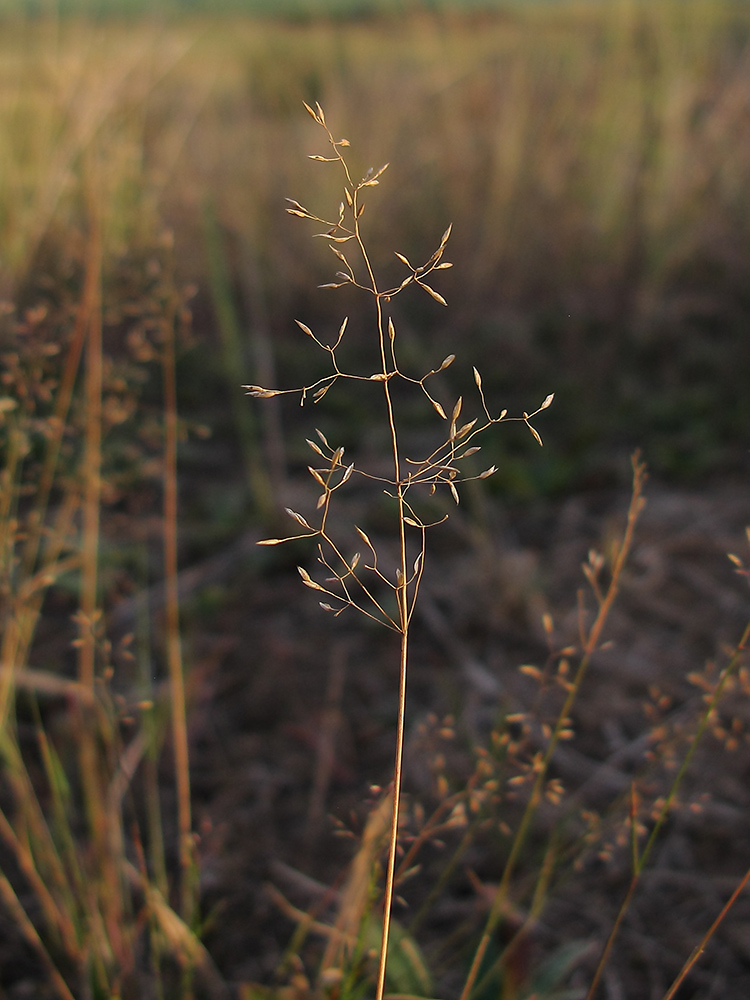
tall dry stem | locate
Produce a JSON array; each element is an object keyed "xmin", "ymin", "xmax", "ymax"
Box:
[
  {"xmin": 161, "ymin": 265, "xmax": 196, "ymax": 929},
  {"xmin": 586, "ymin": 610, "xmax": 750, "ymax": 1000},
  {"xmin": 460, "ymin": 453, "xmax": 647, "ymax": 1000},
  {"xmin": 247, "ymin": 103, "xmax": 552, "ymax": 997}
]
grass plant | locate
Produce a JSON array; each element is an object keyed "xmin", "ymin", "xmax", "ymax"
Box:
[
  {"xmin": 0, "ymin": 202, "xmax": 213, "ymax": 997},
  {"xmin": 1, "ymin": 4, "xmax": 750, "ymax": 998},
  {"xmin": 247, "ymin": 105, "xmax": 750, "ymax": 1000},
  {"xmin": 245, "ymin": 100, "xmax": 553, "ymax": 999}
]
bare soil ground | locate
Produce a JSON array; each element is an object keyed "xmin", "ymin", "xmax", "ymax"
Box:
[
  {"xmin": 183, "ymin": 474, "xmax": 750, "ymax": 998},
  {"xmin": 1, "ymin": 472, "xmax": 748, "ymax": 999}
]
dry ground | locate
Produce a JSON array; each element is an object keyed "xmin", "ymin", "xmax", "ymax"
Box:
[{"xmin": 153, "ymin": 473, "xmax": 750, "ymax": 998}]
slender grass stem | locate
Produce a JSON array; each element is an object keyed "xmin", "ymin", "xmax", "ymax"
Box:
[
  {"xmin": 661, "ymin": 860, "xmax": 750, "ymax": 1000},
  {"xmin": 585, "ymin": 612, "xmax": 750, "ymax": 1000},
  {"xmin": 162, "ymin": 283, "xmax": 195, "ymax": 927},
  {"xmin": 258, "ymin": 104, "xmax": 553, "ymax": 999},
  {"xmin": 460, "ymin": 454, "xmax": 646, "ymax": 1000}
]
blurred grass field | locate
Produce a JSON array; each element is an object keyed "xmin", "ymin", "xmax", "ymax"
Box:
[
  {"xmin": 3, "ymin": 0, "xmax": 750, "ymax": 499},
  {"xmin": 2, "ymin": 2, "xmax": 750, "ymax": 998}
]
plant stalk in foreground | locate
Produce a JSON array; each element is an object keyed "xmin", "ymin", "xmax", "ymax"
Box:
[{"xmin": 247, "ymin": 102, "xmax": 552, "ymax": 999}]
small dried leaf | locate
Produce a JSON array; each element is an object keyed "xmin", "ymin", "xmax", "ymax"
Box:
[
  {"xmin": 340, "ymin": 463, "xmax": 355, "ymax": 484},
  {"xmin": 320, "ymin": 603, "xmax": 334, "ymax": 612},
  {"xmin": 355, "ymin": 526, "xmax": 373, "ymax": 549},
  {"xmin": 303, "ymin": 101, "xmax": 319, "ymax": 121},
  {"xmin": 243, "ymin": 386, "xmax": 280, "ymax": 398},
  {"xmin": 314, "ymin": 383, "xmax": 333, "ymax": 402},
  {"xmin": 404, "ymin": 517, "xmax": 420, "ymax": 527},
  {"xmin": 315, "ymin": 101, "xmax": 326, "ymax": 124},
  {"xmin": 441, "ymin": 223, "xmax": 453, "ymax": 245},
  {"xmin": 286, "ymin": 209, "xmax": 309, "ymax": 218},
  {"xmin": 370, "ymin": 373, "xmax": 388, "ymax": 381},
  {"xmin": 449, "ymin": 482, "xmax": 460, "ymax": 505},
  {"xmin": 451, "ymin": 397, "xmax": 463, "ymax": 424},
  {"xmin": 435, "ymin": 262, "xmax": 453, "ymax": 269},
  {"xmin": 316, "ymin": 428, "xmax": 330, "ymax": 447},
  {"xmin": 318, "ymin": 282, "xmax": 347, "ymax": 290},
  {"xmin": 419, "ymin": 282, "xmax": 447, "ymax": 306},
  {"xmin": 344, "ymin": 188, "xmax": 353, "ymax": 207},
  {"xmin": 338, "ymin": 138, "xmax": 350, "ymax": 146},
  {"xmin": 308, "ymin": 155, "xmax": 337, "ymax": 162},
  {"xmin": 308, "ymin": 466, "xmax": 326, "ymax": 486},
  {"xmin": 498, "ymin": 408, "xmax": 508, "ymax": 420},
  {"xmin": 455, "ymin": 419, "xmax": 477, "ymax": 440},
  {"xmin": 257, "ymin": 538, "xmax": 285, "ymax": 546},
  {"xmin": 395, "ymin": 252, "xmax": 412, "ymax": 268},
  {"xmin": 330, "ymin": 246, "xmax": 349, "ymax": 263},
  {"xmin": 440, "ymin": 354, "xmax": 455, "ymax": 370},
  {"xmin": 431, "ymin": 398, "xmax": 447, "ymax": 419},
  {"xmin": 337, "ymin": 317, "xmax": 349, "ymax": 339},
  {"xmin": 479, "ymin": 466, "xmax": 497, "ymax": 479},
  {"xmin": 356, "ymin": 204, "xmax": 365, "ymax": 219},
  {"xmin": 350, "ymin": 552, "xmax": 360, "ymax": 570},
  {"xmin": 540, "ymin": 393, "xmax": 555, "ymax": 410},
  {"xmin": 306, "ymin": 439, "xmax": 324, "ymax": 456},
  {"xmin": 286, "ymin": 509, "xmax": 312, "ymax": 529},
  {"xmin": 473, "ymin": 367, "xmax": 482, "ymax": 389},
  {"xmin": 295, "ymin": 320, "xmax": 315, "ymax": 338},
  {"xmin": 316, "ymin": 493, "xmax": 326, "ymax": 509},
  {"xmin": 462, "ymin": 447, "xmax": 480, "ymax": 457},
  {"xmin": 527, "ymin": 422, "xmax": 544, "ymax": 447},
  {"xmin": 362, "ymin": 163, "xmax": 389, "ymax": 187},
  {"xmin": 388, "ymin": 317, "xmax": 396, "ymax": 341}
]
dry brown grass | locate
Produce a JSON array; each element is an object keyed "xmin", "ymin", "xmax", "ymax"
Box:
[{"xmin": 1, "ymin": 4, "xmax": 750, "ymax": 998}]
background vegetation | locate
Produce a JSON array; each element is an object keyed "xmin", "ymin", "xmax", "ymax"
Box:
[
  {"xmin": 2, "ymin": 1, "xmax": 750, "ymax": 997},
  {"xmin": 5, "ymin": 0, "xmax": 750, "ymax": 501}
]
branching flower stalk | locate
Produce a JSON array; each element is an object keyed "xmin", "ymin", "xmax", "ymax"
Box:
[
  {"xmin": 245, "ymin": 102, "xmax": 552, "ymax": 999},
  {"xmin": 461, "ymin": 454, "xmax": 647, "ymax": 1000},
  {"xmin": 586, "ymin": 607, "xmax": 750, "ymax": 1000}
]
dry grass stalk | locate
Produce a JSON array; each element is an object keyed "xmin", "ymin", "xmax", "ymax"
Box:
[
  {"xmin": 586, "ymin": 607, "xmax": 750, "ymax": 1000},
  {"xmin": 0, "ymin": 193, "xmax": 201, "ymax": 996},
  {"xmin": 161, "ymin": 252, "xmax": 197, "ymax": 928},
  {"xmin": 247, "ymin": 102, "xmax": 552, "ymax": 1000}
]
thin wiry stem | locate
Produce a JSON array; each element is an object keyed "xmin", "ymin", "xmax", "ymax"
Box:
[
  {"xmin": 250, "ymin": 103, "xmax": 553, "ymax": 997},
  {"xmin": 346, "ymin": 151, "xmax": 410, "ymax": 1000},
  {"xmin": 585, "ymin": 610, "xmax": 750, "ymax": 1000},
  {"xmin": 162, "ymin": 280, "xmax": 195, "ymax": 928},
  {"xmin": 460, "ymin": 454, "xmax": 646, "ymax": 1000},
  {"xmin": 661, "ymin": 860, "xmax": 750, "ymax": 1000}
]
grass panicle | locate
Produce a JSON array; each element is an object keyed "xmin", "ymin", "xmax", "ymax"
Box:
[{"xmin": 247, "ymin": 102, "xmax": 552, "ymax": 999}]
